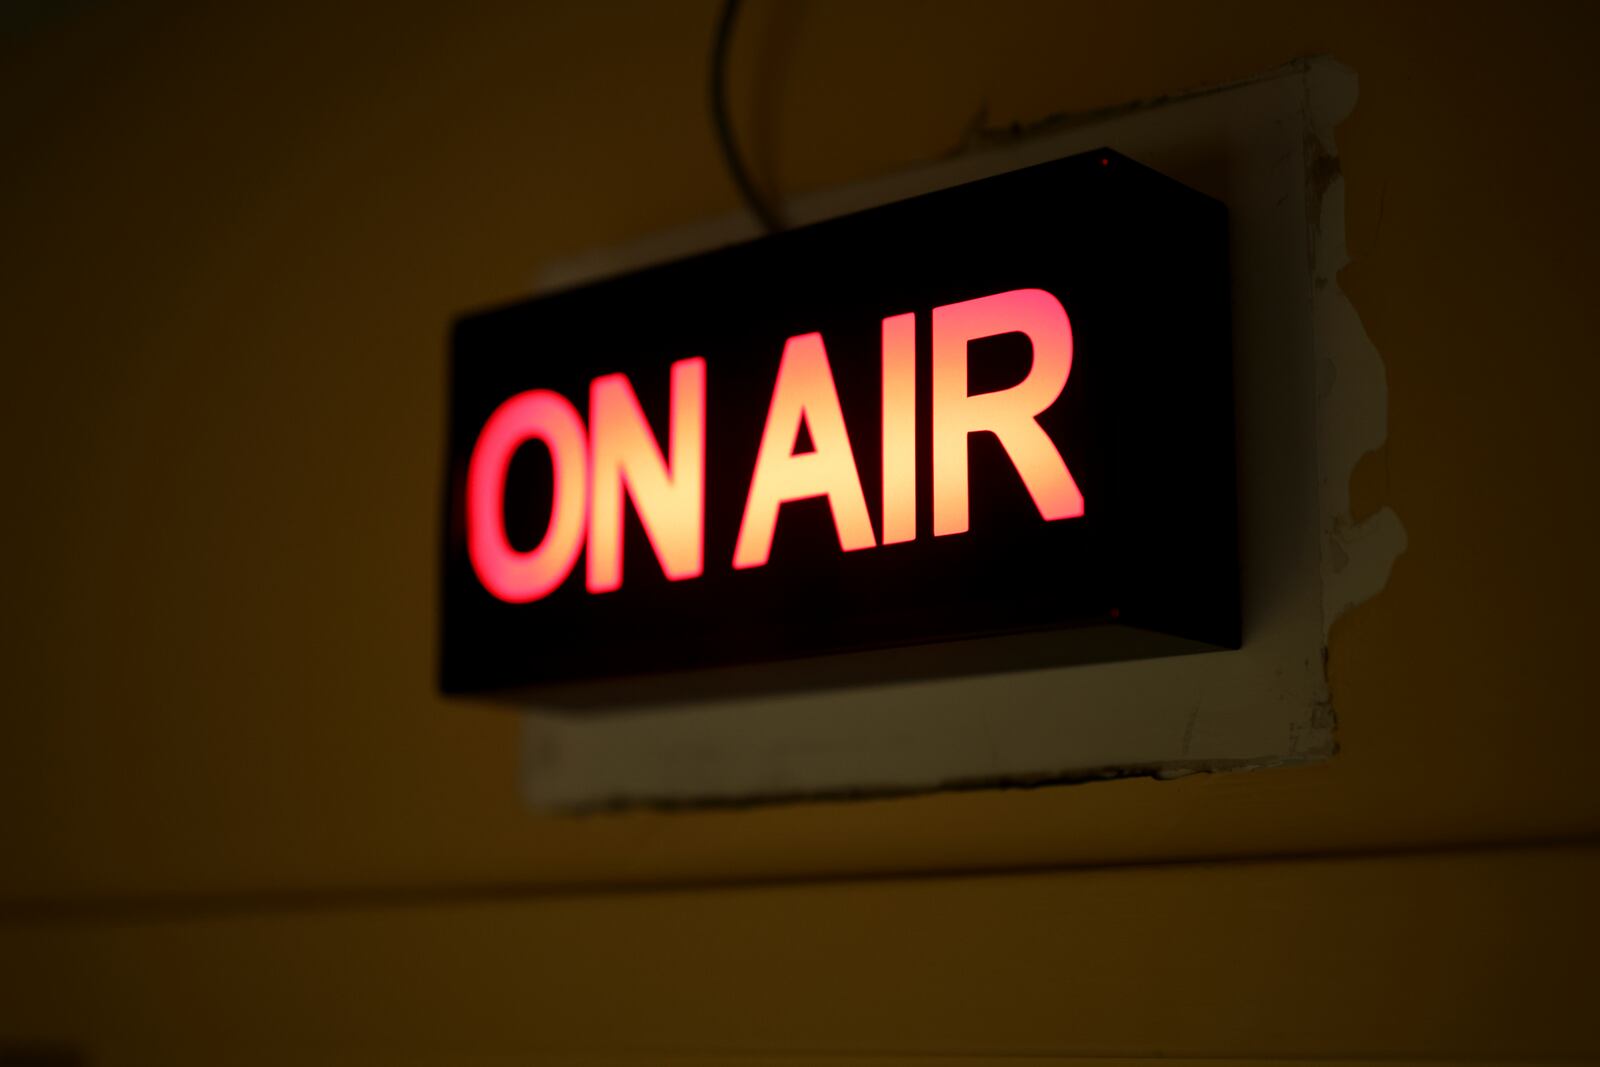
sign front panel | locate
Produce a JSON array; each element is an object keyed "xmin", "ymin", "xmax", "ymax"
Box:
[{"xmin": 441, "ymin": 150, "xmax": 1236, "ymax": 695}]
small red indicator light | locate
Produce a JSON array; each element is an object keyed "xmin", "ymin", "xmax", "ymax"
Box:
[{"xmin": 1099, "ymin": 157, "xmax": 1109, "ymax": 167}]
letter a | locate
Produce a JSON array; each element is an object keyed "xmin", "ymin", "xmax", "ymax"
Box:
[{"xmin": 733, "ymin": 333, "xmax": 875, "ymax": 569}]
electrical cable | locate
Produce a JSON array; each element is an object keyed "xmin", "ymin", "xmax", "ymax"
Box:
[{"xmin": 709, "ymin": 0, "xmax": 783, "ymax": 233}]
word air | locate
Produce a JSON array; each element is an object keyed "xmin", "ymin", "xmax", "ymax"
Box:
[{"xmin": 466, "ymin": 287, "xmax": 1085, "ymax": 603}]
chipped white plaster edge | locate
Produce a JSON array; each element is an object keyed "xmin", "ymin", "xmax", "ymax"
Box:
[{"xmin": 1307, "ymin": 63, "xmax": 1407, "ymax": 634}]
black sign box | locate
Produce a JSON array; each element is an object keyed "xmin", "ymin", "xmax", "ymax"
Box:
[{"xmin": 441, "ymin": 149, "xmax": 1237, "ymax": 703}]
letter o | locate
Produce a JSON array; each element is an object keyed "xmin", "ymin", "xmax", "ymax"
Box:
[{"xmin": 466, "ymin": 390, "xmax": 588, "ymax": 603}]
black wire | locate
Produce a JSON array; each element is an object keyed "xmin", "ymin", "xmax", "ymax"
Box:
[{"xmin": 710, "ymin": 0, "xmax": 782, "ymax": 233}]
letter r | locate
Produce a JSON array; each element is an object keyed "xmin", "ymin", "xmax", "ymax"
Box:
[{"xmin": 931, "ymin": 288, "xmax": 1084, "ymax": 536}]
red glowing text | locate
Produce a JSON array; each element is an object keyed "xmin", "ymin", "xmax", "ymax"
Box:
[{"xmin": 465, "ymin": 287, "xmax": 1082, "ymax": 603}]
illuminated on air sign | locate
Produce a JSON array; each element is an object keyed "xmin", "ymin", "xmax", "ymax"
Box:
[{"xmin": 441, "ymin": 149, "xmax": 1237, "ymax": 697}]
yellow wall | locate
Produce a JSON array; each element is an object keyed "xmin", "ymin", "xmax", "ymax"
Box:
[{"xmin": 2, "ymin": 1, "xmax": 1597, "ymax": 1062}]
